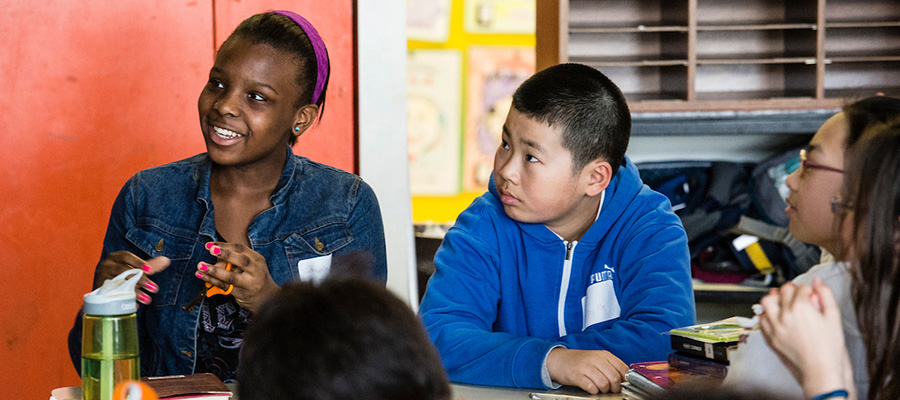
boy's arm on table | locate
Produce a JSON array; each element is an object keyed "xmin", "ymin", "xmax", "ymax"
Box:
[
  {"xmin": 556, "ymin": 221, "xmax": 695, "ymax": 364},
  {"xmin": 419, "ymin": 227, "xmax": 557, "ymax": 389}
]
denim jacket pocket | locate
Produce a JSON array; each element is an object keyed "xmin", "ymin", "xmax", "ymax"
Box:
[
  {"xmin": 126, "ymin": 226, "xmax": 197, "ymax": 306},
  {"xmin": 282, "ymin": 223, "xmax": 353, "ymax": 282}
]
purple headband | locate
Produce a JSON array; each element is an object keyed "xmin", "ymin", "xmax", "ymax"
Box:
[{"xmin": 272, "ymin": 10, "xmax": 329, "ymax": 105}]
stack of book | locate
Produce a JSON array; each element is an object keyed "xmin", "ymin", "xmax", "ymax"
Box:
[
  {"xmin": 623, "ymin": 318, "xmax": 743, "ymax": 399},
  {"xmin": 623, "ymin": 360, "xmax": 719, "ymax": 399},
  {"xmin": 668, "ymin": 317, "xmax": 743, "ymax": 378}
]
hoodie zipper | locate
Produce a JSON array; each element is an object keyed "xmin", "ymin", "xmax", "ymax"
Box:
[{"xmin": 557, "ymin": 240, "xmax": 577, "ymax": 337}]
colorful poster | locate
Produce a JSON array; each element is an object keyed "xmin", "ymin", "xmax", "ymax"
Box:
[
  {"xmin": 463, "ymin": 46, "xmax": 535, "ymax": 191},
  {"xmin": 464, "ymin": 0, "xmax": 535, "ymax": 34},
  {"xmin": 407, "ymin": 0, "xmax": 452, "ymax": 42},
  {"xmin": 407, "ymin": 50, "xmax": 462, "ymax": 196}
]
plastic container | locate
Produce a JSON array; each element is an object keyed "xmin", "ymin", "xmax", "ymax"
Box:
[{"xmin": 81, "ymin": 269, "xmax": 143, "ymax": 400}]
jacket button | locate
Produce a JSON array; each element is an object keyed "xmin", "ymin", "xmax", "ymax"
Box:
[
  {"xmin": 154, "ymin": 239, "xmax": 164, "ymax": 252},
  {"xmin": 314, "ymin": 237, "xmax": 324, "ymax": 251}
]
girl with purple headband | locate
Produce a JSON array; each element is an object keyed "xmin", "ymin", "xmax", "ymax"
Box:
[{"xmin": 68, "ymin": 11, "xmax": 388, "ymax": 381}]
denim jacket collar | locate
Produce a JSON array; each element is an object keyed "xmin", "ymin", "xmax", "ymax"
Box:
[{"xmin": 193, "ymin": 145, "xmax": 300, "ymax": 243}]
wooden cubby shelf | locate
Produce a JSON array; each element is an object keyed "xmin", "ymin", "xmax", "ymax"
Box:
[{"xmin": 537, "ymin": 0, "xmax": 900, "ymax": 114}]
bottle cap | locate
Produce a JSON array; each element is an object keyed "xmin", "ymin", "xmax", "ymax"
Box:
[{"xmin": 84, "ymin": 269, "xmax": 143, "ymax": 315}]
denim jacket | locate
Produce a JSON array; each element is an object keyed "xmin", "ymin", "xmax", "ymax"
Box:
[{"xmin": 68, "ymin": 146, "xmax": 387, "ymax": 376}]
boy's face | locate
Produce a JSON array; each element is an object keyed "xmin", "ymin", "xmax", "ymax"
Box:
[
  {"xmin": 784, "ymin": 112, "xmax": 848, "ymax": 256},
  {"xmin": 493, "ymin": 108, "xmax": 601, "ymax": 239}
]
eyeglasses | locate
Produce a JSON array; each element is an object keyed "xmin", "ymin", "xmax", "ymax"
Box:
[
  {"xmin": 800, "ymin": 149, "xmax": 844, "ymax": 174},
  {"xmin": 831, "ymin": 197, "xmax": 853, "ymax": 214}
]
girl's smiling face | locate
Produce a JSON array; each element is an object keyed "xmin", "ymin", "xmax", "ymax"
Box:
[{"xmin": 198, "ymin": 37, "xmax": 309, "ymax": 168}]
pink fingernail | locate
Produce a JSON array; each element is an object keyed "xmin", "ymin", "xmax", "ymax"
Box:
[
  {"xmin": 199, "ymin": 264, "xmax": 208, "ymax": 271},
  {"xmin": 205, "ymin": 242, "xmax": 214, "ymax": 250},
  {"xmin": 196, "ymin": 271, "xmax": 203, "ymax": 278},
  {"xmin": 211, "ymin": 246, "xmax": 221, "ymax": 256},
  {"xmin": 142, "ymin": 264, "xmax": 152, "ymax": 273},
  {"xmin": 144, "ymin": 282, "xmax": 158, "ymax": 291},
  {"xmin": 138, "ymin": 294, "xmax": 150, "ymax": 303}
]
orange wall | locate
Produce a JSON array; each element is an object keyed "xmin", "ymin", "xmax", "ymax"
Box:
[{"xmin": 0, "ymin": 1, "xmax": 354, "ymax": 397}]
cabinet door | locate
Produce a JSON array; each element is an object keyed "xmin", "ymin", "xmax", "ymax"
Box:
[{"xmin": 0, "ymin": 2, "xmax": 213, "ymax": 399}]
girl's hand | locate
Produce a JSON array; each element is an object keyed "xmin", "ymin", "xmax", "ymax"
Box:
[
  {"xmin": 95, "ymin": 251, "xmax": 171, "ymax": 305},
  {"xmin": 196, "ymin": 242, "xmax": 279, "ymax": 313},
  {"xmin": 759, "ymin": 278, "xmax": 854, "ymax": 399}
]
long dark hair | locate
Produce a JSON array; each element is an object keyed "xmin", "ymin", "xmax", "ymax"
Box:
[
  {"xmin": 842, "ymin": 96, "xmax": 900, "ymax": 150},
  {"xmin": 844, "ymin": 119, "xmax": 900, "ymax": 400}
]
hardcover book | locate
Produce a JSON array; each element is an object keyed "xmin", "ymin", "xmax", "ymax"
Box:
[
  {"xmin": 142, "ymin": 373, "xmax": 232, "ymax": 399},
  {"xmin": 669, "ymin": 317, "xmax": 745, "ymax": 342},
  {"xmin": 628, "ymin": 361, "xmax": 723, "ymax": 391},
  {"xmin": 667, "ymin": 352, "xmax": 729, "ymax": 378},
  {"xmin": 624, "ymin": 369, "xmax": 667, "ymax": 398},
  {"xmin": 670, "ymin": 334, "xmax": 736, "ymax": 363},
  {"xmin": 621, "ymin": 381, "xmax": 655, "ymax": 400}
]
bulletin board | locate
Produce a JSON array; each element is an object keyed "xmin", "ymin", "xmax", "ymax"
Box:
[{"xmin": 407, "ymin": 0, "xmax": 535, "ymax": 224}]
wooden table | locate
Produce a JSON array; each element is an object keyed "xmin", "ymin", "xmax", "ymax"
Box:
[
  {"xmin": 451, "ymin": 383, "xmax": 626, "ymax": 400},
  {"xmin": 53, "ymin": 382, "xmax": 627, "ymax": 400}
]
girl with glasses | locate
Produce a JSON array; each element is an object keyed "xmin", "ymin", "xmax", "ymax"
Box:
[
  {"xmin": 760, "ymin": 120, "xmax": 900, "ymax": 400},
  {"xmin": 723, "ymin": 97, "xmax": 900, "ymax": 399}
]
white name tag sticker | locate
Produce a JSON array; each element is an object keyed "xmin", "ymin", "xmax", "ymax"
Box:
[
  {"xmin": 297, "ymin": 254, "xmax": 332, "ymax": 284},
  {"xmin": 581, "ymin": 279, "xmax": 621, "ymax": 330}
]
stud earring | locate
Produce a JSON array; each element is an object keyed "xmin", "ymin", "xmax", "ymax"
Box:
[{"xmin": 294, "ymin": 126, "xmax": 301, "ymax": 132}]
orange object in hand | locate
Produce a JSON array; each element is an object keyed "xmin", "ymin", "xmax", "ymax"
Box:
[
  {"xmin": 114, "ymin": 381, "xmax": 158, "ymax": 400},
  {"xmin": 205, "ymin": 262, "xmax": 234, "ymax": 296}
]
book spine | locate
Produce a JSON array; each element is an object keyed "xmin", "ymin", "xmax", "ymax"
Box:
[
  {"xmin": 624, "ymin": 370, "xmax": 667, "ymax": 398},
  {"xmin": 670, "ymin": 335, "xmax": 732, "ymax": 363},
  {"xmin": 667, "ymin": 352, "xmax": 728, "ymax": 378}
]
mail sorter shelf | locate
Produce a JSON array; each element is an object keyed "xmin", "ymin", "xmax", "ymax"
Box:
[
  {"xmin": 568, "ymin": 29, "xmax": 689, "ymax": 104},
  {"xmin": 538, "ymin": 0, "xmax": 900, "ymax": 113}
]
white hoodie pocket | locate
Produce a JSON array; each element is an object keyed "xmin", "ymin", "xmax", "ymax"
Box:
[{"xmin": 581, "ymin": 280, "xmax": 621, "ymax": 330}]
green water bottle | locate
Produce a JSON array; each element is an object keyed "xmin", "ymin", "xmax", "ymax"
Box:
[{"xmin": 81, "ymin": 269, "xmax": 142, "ymax": 400}]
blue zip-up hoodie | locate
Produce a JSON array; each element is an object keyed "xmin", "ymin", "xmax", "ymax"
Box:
[{"xmin": 419, "ymin": 157, "xmax": 695, "ymax": 389}]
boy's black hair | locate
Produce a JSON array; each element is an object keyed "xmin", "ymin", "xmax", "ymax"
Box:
[
  {"xmin": 224, "ymin": 13, "xmax": 330, "ymax": 145},
  {"xmin": 512, "ymin": 63, "xmax": 631, "ymax": 175},
  {"xmin": 237, "ymin": 272, "xmax": 451, "ymax": 400}
]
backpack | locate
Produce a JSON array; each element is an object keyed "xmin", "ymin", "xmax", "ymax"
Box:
[{"xmin": 637, "ymin": 156, "xmax": 819, "ymax": 286}]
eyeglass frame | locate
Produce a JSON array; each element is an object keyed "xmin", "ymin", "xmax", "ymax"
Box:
[{"xmin": 800, "ymin": 148, "xmax": 844, "ymax": 174}]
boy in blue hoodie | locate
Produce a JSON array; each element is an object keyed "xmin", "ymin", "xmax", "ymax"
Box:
[{"xmin": 419, "ymin": 63, "xmax": 695, "ymax": 394}]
